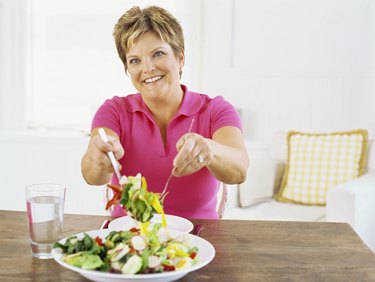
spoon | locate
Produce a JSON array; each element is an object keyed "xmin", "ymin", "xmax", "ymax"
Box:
[{"xmin": 98, "ymin": 128, "xmax": 122, "ymax": 181}]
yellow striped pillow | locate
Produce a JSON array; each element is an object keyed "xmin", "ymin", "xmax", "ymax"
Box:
[{"xmin": 276, "ymin": 130, "xmax": 368, "ymax": 205}]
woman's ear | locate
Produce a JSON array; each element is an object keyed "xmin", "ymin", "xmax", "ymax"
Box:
[
  {"xmin": 177, "ymin": 49, "xmax": 185, "ymax": 78},
  {"xmin": 178, "ymin": 49, "xmax": 185, "ymax": 69}
]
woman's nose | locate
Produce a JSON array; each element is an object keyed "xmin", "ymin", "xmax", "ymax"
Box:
[{"xmin": 142, "ymin": 58, "xmax": 155, "ymax": 73}]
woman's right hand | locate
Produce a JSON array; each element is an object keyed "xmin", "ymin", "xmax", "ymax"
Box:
[{"xmin": 81, "ymin": 128, "xmax": 125, "ymax": 185}]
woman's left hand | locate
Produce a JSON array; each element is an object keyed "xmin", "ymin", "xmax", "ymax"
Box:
[{"xmin": 172, "ymin": 133, "xmax": 213, "ymax": 177}]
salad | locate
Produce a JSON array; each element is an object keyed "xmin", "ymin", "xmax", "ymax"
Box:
[
  {"xmin": 53, "ymin": 224, "xmax": 199, "ymax": 275},
  {"xmin": 106, "ymin": 173, "xmax": 167, "ymax": 227}
]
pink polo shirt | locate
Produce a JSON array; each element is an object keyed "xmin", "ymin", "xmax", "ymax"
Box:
[{"xmin": 92, "ymin": 85, "xmax": 242, "ymax": 219}]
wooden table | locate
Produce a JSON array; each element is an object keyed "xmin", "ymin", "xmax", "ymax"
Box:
[{"xmin": 1, "ymin": 210, "xmax": 375, "ymax": 281}]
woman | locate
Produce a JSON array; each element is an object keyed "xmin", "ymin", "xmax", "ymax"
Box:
[{"xmin": 81, "ymin": 5, "xmax": 249, "ymax": 219}]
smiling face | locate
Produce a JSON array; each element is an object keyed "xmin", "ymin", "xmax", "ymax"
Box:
[{"xmin": 126, "ymin": 32, "xmax": 185, "ymax": 104}]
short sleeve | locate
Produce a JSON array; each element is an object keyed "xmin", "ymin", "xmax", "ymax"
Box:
[
  {"xmin": 209, "ymin": 96, "xmax": 243, "ymax": 136},
  {"xmin": 91, "ymin": 96, "xmax": 123, "ymax": 137}
]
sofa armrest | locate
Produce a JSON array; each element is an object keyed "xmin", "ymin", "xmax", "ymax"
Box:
[
  {"xmin": 326, "ymin": 171, "xmax": 375, "ymax": 252},
  {"xmin": 239, "ymin": 159, "xmax": 285, "ymax": 208}
]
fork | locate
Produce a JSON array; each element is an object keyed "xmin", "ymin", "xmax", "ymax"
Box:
[
  {"xmin": 160, "ymin": 118, "xmax": 195, "ymax": 200},
  {"xmin": 98, "ymin": 128, "xmax": 122, "ymax": 181}
]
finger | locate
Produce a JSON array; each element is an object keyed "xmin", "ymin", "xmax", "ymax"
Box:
[
  {"xmin": 175, "ymin": 133, "xmax": 191, "ymax": 151},
  {"xmin": 195, "ymin": 152, "xmax": 206, "ymax": 166},
  {"xmin": 92, "ymin": 134, "xmax": 113, "ymax": 153},
  {"xmin": 173, "ymin": 154, "xmax": 203, "ymax": 177},
  {"xmin": 86, "ymin": 148, "xmax": 114, "ymax": 173},
  {"xmin": 89, "ymin": 136, "xmax": 121, "ymax": 173},
  {"xmin": 108, "ymin": 138, "xmax": 125, "ymax": 160},
  {"xmin": 174, "ymin": 150, "xmax": 206, "ymax": 177},
  {"xmin": 173, "ymin": 138, "xmax": 212, "ymax": 177},
  {"xmin": 94, "ymin": 135, "xmax": 124, "ymax": 165},
  {"xmin": 173, "ymin": 136, "xmax": 197, "ymax": 168}
]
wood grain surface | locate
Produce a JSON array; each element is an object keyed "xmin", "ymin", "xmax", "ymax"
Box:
[{"xmin": 1, "ymin": 210, "xmax": 375, "ymax": 282}]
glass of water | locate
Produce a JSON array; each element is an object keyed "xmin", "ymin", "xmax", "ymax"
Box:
[{"xmin": 25, "ymin": 183, "xmax": 66, "ymax": 259}]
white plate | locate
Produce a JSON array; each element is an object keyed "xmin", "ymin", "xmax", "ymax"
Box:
[
  {"xmin": 108, "ymin": 214, "xmax": 194, "ymax": 233},
  {"xmin": 52, "ymin": 229, "xmax": 215, "ymax": 282}
]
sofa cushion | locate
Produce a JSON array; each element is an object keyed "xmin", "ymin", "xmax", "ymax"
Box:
[
  {"xmin": 223, "ymin": 200, "xmax": 326, "ymax": 221},
  {"xmin": 276, "ymin": 129, "xmax": 368, "ymax": 205},
  {"xmin": 239, "ymin": 159, "xmax": 285, "ymax": 208}
]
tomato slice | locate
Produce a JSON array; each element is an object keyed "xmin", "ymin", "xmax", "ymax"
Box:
[
  {"xmin": 105, "ymin": 184, "xmax": 123, "ymax": 210},
  {"xmin": 95, "ymin": 236, "xmax": 104, "ymax": 246},
  {"xmin": 162, "ymin": 264, "xmax": 176, "ymax": 272}
]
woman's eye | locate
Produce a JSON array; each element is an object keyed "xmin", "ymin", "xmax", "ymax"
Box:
[
  {"xmin": 129, "ymin": 58, "xmax": 139, "ymax": 64},
  {"xmin": 154, "ymin": 51, "xmax": 165, "ymax": 57}
]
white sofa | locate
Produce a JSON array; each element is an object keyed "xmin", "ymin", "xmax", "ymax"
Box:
[{"xmin": 223, "ymin": 133, "xmax": 375, "ymax": 252}]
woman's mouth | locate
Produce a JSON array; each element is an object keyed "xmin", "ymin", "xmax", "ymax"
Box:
[{"xmin": 144, "ymin": 75, "xmax": 163, "ymax": 84}]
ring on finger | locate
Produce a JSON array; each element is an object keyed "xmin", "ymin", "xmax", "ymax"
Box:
[{"xmin": 196, "ymin": 154, "xmax": 204, "ymax": 163}]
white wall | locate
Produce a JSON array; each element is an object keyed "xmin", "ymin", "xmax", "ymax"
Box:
[
  {"xmin": 201, "ymin": 0, "xmax": 375, "ymax": 140},
  {"xmin": 0, "ymin": 130, "xmax": 109, "ymax": 215},
  {"xmin": 0, "ymin": 0, "xmax": 28, "ymax": 129}
]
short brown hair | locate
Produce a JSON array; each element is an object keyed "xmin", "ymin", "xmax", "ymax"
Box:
[{"xmin": 113, "ymin": 5, "xmax": 185, "ymax": 74}]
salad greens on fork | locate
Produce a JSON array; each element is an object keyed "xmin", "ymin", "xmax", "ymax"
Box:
[{"xmin": 105, "ymin": 173, "xmax": 167, "ymax": 228}]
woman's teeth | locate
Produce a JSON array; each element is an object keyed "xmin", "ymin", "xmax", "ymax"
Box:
[{"xmin": 145, "ymin": 76, "xmax": 162, "ymax": 83}]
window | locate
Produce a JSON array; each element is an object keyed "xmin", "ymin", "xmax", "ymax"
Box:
[{"xmin": 18, "ymin": 0, "xmax": 202, "ymax": 131}]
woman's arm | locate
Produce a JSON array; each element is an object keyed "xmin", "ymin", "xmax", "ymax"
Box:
[
  {"xmin": 207, "ymin": 126, "xmax": 249, "ymax": 184},
  {"xmin": 173, "ymin": 126, "xmax": 249, "ymax": 184},
  {"xmin": 81, "ymin": 127, "xmax": 124, "ymax": 185}
]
